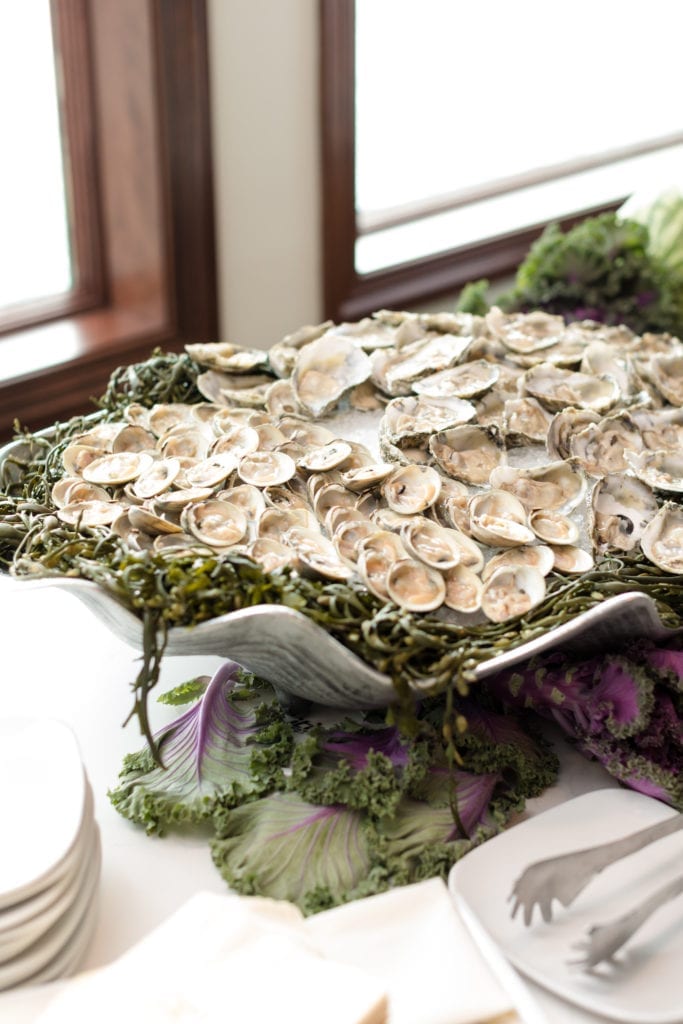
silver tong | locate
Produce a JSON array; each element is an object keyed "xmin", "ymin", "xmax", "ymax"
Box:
[{"xmin": 508, "ymin": 812, "xmax": 683, "ymax": 969}]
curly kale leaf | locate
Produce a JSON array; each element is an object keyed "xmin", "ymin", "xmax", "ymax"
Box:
[
  {"xmin": 497, "ymin": 213, "xmax": 683, "ymax": 336},
  {"xmin": 109, "ymin": 662, "xmax": 292, "ymax": 833}
]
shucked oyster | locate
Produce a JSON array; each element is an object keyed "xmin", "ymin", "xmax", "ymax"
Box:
[
  {"xmin": 523, "ymin": 364, "xmax": 620, "ymax": 413},
  {"xmin": 429, "ymin": 424, "xmax": 505, "ymax": 486},
  {"xmin": 489, "ymin": 461, "xmax": 586, "ymax": 513},
  {"xmin": 293, "ymin": 335, "xmax": 372, "ymax": 417},
  {"xmin": 641, "ymin": 501, "xmax": 683, "ymax": 574},
  {"xmin": 480, "ymin": 565, "xmax": 546, "ymax": 622},
  {"xmin": 590, "ymin": 473, "xmax": 658, "ymax": 553}
]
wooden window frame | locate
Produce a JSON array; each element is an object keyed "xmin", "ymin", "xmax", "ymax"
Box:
[
  {"xmin": 320, "ymin": 0, "xmax": 631, "ymax": 324},
  {"xmin": 0, "ymin": 0, "xmax": 218, "ymax": 442}
]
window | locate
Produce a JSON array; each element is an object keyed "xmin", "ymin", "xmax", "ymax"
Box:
[
  {"xmin": 0, "ymin": 0, "xmax": 218, "ymax": 442},
  {"xmin": 321, "ymin": 0, "xmax": 683, "ymax": 320}
]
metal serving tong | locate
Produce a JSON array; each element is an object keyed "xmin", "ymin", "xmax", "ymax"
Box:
[{"xmin": 508, "ymin": 812, "xmax": 683, "ymax": 968}]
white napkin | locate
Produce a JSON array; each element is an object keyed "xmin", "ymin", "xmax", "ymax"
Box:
[
  {"xmin": 36, "ymin": 882, "xmax": 516, "ymax": 1024},
  {"xmin": 308, "ymin": 878, "xmax": 514, "ymax": 1024}
]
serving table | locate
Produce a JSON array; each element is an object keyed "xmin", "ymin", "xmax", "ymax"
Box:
[{"xmin": 0, "ymin": 576, "xmax": 645, "ymax": 1023}]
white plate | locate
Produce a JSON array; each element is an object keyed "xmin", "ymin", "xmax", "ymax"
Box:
[
  {"xmin": 449, "ymin": 790, "xmax": 683, "ymax": 1024},
  {"xmin": 0, "ymin": 720, "xmax": 88, "ymax": 909},
  {"xmin": 0, "ymin": 826, "xmax": 101, "ymax": 991},
  {"xmin": 0, "ymin": 813, "xmax": 97, "ymax": 962},
  {"xmin": 0, "ymin": 782, "xmax": 95, "ymax": 935}
]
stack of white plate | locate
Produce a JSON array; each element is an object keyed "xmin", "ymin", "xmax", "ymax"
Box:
[{"xmin": 0, "ymin": 719, "xmax": 100, "ymax": 991}]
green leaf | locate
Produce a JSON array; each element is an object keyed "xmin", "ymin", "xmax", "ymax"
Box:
[
  {"xmin": 157, "ymin": 675, "xmax": 211, "ymax": 705},
  {"xmin": 109, "ymin": 662, "xmax": 291, "ymax": 834},
  {"xmin": 210, "ymin": 792, "xmax": 373, "ymax": 910}
]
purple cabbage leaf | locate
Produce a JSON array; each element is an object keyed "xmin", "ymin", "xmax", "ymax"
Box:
[
  {"xmin": 109, "ymin": 661, "xmax": 293, "ymax": 833},
  {"xmin": 210, "ymin": 792, "xmax": 372, "ymax": 914}
]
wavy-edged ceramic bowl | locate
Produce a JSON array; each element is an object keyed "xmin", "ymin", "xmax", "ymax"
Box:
[{"xmin": 1, "ymin": 424, "xmax": 680, "ymax": 709}]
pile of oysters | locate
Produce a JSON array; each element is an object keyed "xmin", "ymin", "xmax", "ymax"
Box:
[{"xmin": 45, "ymin": 307, "xmax": 683, "ymax": 623}]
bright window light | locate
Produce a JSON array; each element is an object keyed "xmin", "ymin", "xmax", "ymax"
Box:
[
  {"xmin": 355, "ymin": 0, "xmax": 683, "ymax": 273},
  {"xmin": 0, "ymin": 2, "xmax": 72, "ymax": 310}
]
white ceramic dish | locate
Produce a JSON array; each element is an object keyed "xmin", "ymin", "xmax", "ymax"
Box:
[
  {"xmin": 0, "ymin": 814, "xmax": 97, "ymax": 961},
  {"xmin": 0, "ymin": 827, "xmax": 101, "ymax": 992},
  {"xmin": 449, "ymin": 790, "xmax": 683, "ymax": 1024},
  {"xmin": 0, "ymin": 720, "xmax": 89, "ymax": 910},
  {"xmin": 2, "ymin": 416, "xmax": 681, "ymax": 709}
]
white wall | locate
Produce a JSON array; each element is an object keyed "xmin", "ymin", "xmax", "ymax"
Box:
[{"xmin": 207, "ymin": 0, "xmax": 323, "ymax": 349}]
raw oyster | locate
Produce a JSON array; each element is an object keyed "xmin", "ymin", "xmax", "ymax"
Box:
[
  {"xmin": 568, "ymin": 412, "xmax": 644, "ymax": 477},
  {"xmin": 489, "ymin": 462, "xmax": 586, "ymax": 513},
  {"xmin": 467, "ymin": 490, "xmax": 535, "ymax": 548},
  {"xmin": 380, "ymin": 394, "xmax": 476, "ymax": 445},
  {"xmin": 413, "ymin": 359, "xmax": 499, "ymax": 399},
  {"xmin": 480, "ymin": 565, "xmax": 546, "ymax": 622},
  {"xmin": 502, "ymin": 397, "xmax": 553, "ymax": 446},
  {"xmin": 546, "ymin": 407, "xmax": 601, "ymax": 461},
  {"xmin": 443, "ymin": 564, "xmax": 483, "ymax": 613},
  {"xmin": 523, "ymin": 364, "xmax": 620, "ymax": 413},
  {"xmin": 381, "ymin": 465, "xmax": 442, "ymax": 515},
  {"xmin": 590, "ymin": 473, "xmax": 658, "ymax": 553},
  {"xmin": 386, "ymin": 558, "xmax": 446, "ymax": 612},
  {"xmin": 640, "ymin": 502, "xmax": 683, "ymax": 574},
  {"xmin": 429, "ymin": 424, "xmax": 505, "ymax": 486},
  {"xmin": 624, "ymin": 448, "xmax": 683, "ymax": 496},
  {"xmin": 485, "ymin": 307, "xmax": 564, "ymax": 354},
  {"xmin": 293, "ymin": 335, "xmax": 372, "ymax": 417}
]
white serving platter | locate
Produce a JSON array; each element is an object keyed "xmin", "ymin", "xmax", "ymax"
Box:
[{"xmin": 449, "ymin": 790, "xmax": 683, "ymax": 1024}]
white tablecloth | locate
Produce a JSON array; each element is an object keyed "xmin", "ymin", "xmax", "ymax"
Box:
[{"xmin": 0, "ymin": 576, "xmax": 624, "ymax": 1022}]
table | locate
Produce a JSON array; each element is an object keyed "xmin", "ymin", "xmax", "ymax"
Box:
[{"xmin": 0, "ymin": 576, "xmax": 629, "ymax": 1022}]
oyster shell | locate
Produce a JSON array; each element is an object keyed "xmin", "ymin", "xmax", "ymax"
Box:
[
  {"xmin": 568, "ymin": 412, "xmax": 644, "ymax": 477},
  {"xmin": 245, "ymin": 537, "xmax": 295, "ymax": 572},
  {"xmin": 429, "ymin": 424, "xmax": 505, "ymax": 486},
  {"xmin": 523, "ymin": 364, "xmax": 620, "ymax": 413},
  {"xmin": 443, "ymin": 564, "xmax": 483, "ymax": 614},
  {"xmin": 399, "ymin": 516, "xmax": 462, "ymax": 571},
  {"xmin": 546, "ymin": 407, "xmax": 601, "ymax": 461},
  {"xmin": 590, "ymin": 473, "xmax": 658, "ymax": 553},
  {"xmin": 181, "ymin": 499, "xmax": 248, "ymax": 547},
  {"xmin": 489, "ymin": 461, "xmax": 586, "ymax": 513},
  {"xmin": 502, "ymin": 397, "xmax": 553, "ymax": 446},
  {"xmin": 297, "ymin": 441, "xmax": 353, "ymax": 473},
  {"xmin": 412, "ymin": 359, "xmax": 499, "ymax": 399},
  {"xmin": 185, "ymin": 341, "xmax": 269, "ymax": 374},
  {"xmin": 237, "ymin": 450, "xmax": 297, "ymax": 487},
  {"xmin": 132, "ymin": 458, "xmax": 182, "ymax": 499},
  {"xmin": 467, "ymin": 490, "xmax": 535, "ymax": 548},
  {"xmin": 485, "ymin": 307, "xmax": 564, "ymax": 354},
  {"xmin": 81, "ymin": 451, "xmax": 153, "ymax": 486},
  {"xmin": 481, "ymin": 545, "xmax": 554, "ymax": 582},
  {"xmin": 645, "ymin": 352, "xmax": 683, "ymax": 407},
  {"xmin": 640, "ymin": 501, "xmax": 683, "ymax": 574},
  {"xmin": 381, "ymin": 465, "xmax": 442, "ymax": 515},
  {"xmin": 550, "ymin": 544, "xmax": 594, "ymax": 574},
  {"xmin": 386, "ymin": 558, "xmax": 446, "ymax": 612},
  {"xmin": 528, "ymin": 509, "xmax": 579, "ymax": 546},
  {"xmin": 380, "ymin": 394, "xmax": 476, "ymax": 445},
  {"xmin": 284, "ymin": 527, "xmax": 352, "ymax": 582},
  {"xmin": 480, "ymin": 565, "xmax": 546, "ymax": 622},
  {"xmin": 293, "ymin": 335, "xmax": 372, "ymax": 417},
  {"xmin": 624, "ymin": 448, "xmax": 683, "ymax": 496}
]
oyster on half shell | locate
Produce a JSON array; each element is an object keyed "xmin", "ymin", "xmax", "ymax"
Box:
[
  {"xmin": 590, "ymin": 473, "xmax": 658, "ymax": 553},
  {"xmin": 293, "ymin": 335, "xmax": 372, "ymax": 418},
  {"xmin": 640, "ymin": 501, "xmax": 683, "ymax": 574},
  {"xmin": 429, "ymin": 424, "xmax": 505, "ymax": 486}
]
